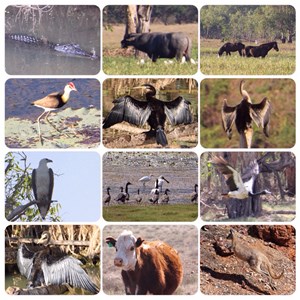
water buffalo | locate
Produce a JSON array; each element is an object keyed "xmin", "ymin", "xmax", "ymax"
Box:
[
  {"xmin": 245, "ymin": 41, "xmax": 279, "ymax": 58},
  {"xmin": 218, "ymin": 42, "xmax": 245, "ymax": 57},
  {"xmin": 121, "ymin": 32, "xmax": 192, "ymax": 62}
]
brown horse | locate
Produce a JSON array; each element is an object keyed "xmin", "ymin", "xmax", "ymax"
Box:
[
  {"xmin": 245, "ymin": 41, "xmax": 279, "ymax": 58},
  {"xmin": 218, "ymin": 42, "xmax": 245, "ymax": 57}
]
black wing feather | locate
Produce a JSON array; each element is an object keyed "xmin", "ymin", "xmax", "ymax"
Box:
[
  {"xmin": 221, "ymin": 99, "xmax": 237, "ymax": 139},
  {"xmin": 103, "ymin": 96, "xmax": 151, "ymax": 128},
  {"xmin": 164, "ymin": 96, "xmax": 193, "ymax": 125},
  {"xmin": 250, "ymin": 97, "xmax": 271, "ymax": 137}
]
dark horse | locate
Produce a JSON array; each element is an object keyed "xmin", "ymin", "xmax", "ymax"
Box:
[
  {"xmin": 218, "ymin": 42, "xmax": 245, "ymax": 57},
  {"xmin": 245, "ymin": 41, "xmax": 279, "ymax": 58}
]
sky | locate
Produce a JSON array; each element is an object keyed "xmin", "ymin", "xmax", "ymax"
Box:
[{"xmin": 6, "ymin": 151, "xmax": 101, "ymax": 222}]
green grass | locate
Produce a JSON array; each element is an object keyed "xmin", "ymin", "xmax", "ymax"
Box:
[
  {"xmin": 103, "ymin": 53, "xmax": 198, "ymax": 75},
  {"xmin": 103, "ymin": 203, "xmax": 198, "ymax": 222},
  {"xmin": 200, "ymin": 39, "xmax": 295, "ymax": 75}
]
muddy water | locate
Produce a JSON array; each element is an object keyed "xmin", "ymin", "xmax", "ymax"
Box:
[
  {"xmin": 5, "ymin": 5, "xmax": 100, "ymax": 75},
  {"xmin": 103, "ymin": 152, "xmax": 198, "ymax": 204}
]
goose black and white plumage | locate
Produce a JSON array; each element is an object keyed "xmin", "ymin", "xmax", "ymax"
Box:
[
  {"xmin": 135, "ymin": 189, "xmax": 143, "ymax": 203},
  {"xmin": 149, "ymin": 188, "xmax": 160, "ymax": 204},
  {"xmin": 211, "ymin": 155, "xmax": 271, "ymax": 199},
  {"xmin": 191, "ymin": 184, "xmax": 198, "ymax": 202},
  {"xmin": 221, "ymin": 80, "xmax": 271, "ymax": 148},
  {"xmin": 115, "ymin": 182, "xmax": 132, "ymax": 203},
  {"xmin": 17, "ymin": 231, "xmax": 99, "ymax": 294},
  {"xmin": 161, "ymin": 189, "xmax": 170, "ymax": 204},
  {"xmin": 103, "ymin": 84, "xmax": 193, "ymax": 147},
  {"xmin": 32, "ymin": 158, "xmax": 54, "ymax": 219},
  {"xmin": 104, "ymin": 187, "xmax": 111, "ymax": 205}
]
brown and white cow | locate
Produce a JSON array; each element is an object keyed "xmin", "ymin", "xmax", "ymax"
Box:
[{"xmin": 105, "ymin": 230, "xmax": 183, "ymax": 295}]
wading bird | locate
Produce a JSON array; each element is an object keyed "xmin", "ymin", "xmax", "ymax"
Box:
[
  {"xmin": 103, "ymin": 84, "xmax": 193, "ymax": 147},
  {"xmin": 211, "ymin": 155, "xmax": 271, "ymax": 199},
  {"xmin": 17, "ymin": 231, "xmax": 99, "ymax": 294},
  {"xmin": 138, "ymin": 174, "xmax": 153, "ymax": 188},
  {"xmin": 115, "ymin": 182, "xmax": 132, "ymax": 203},
  {"xmin": 149, "ymin": 188, "xmax": 159, "ymax": 204},
  {"xmin": 32, "ymin": 158, "xmax": 54, "ymax": 219},
  {"xmin": 221, "ymin": 80, "xmax": 271, "ymax": 148},
  {"xmin": 135, "ymin": 189, "xmax": 143, "ymax": 203},
  {"xmin": 104, "ymin": 187, "xmax": 111, "ymax": 205},
  {"xmin": 191, "ymin": 184, "xmax": 198, "ymax": 203},
  {"xmin": 161, "ymin": 189, "xmax": 170, "ymax": 204},
  {"xmin": 31, "ymin": 82, "xmax": 77, "ymax": 144},
  {"xmin": 157, "ymin": 175, "xmax": 169, "ymax": 192}
]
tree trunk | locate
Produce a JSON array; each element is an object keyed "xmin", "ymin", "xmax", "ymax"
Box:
[
  {"xmin": 124, "ymin": 5, "xmax": 137, "ymax": 37},
  {"xmin": 123, "ymin": 5, "xmax": 152, "ymax": 59},
  {"xmin": 219, "ymin": 153, "xmax": 263, "ymax": 219}
]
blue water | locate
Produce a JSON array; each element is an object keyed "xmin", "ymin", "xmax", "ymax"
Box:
[{"xmin": 5, "ymin": 78, "xmax": 100, "ymax": 120}]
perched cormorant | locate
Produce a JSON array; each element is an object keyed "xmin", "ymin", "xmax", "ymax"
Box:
[
  {"xmin": 17, "ymin": 231, "xmax": 99, "ymax": 294},
  {"xmin": 211, "ymin": 155, "xmax": 271, "ymax": 199},
  {"xmin": 103, "ymin": 84, "xmax": 193, "ymax": 147},
  {"xmin": 221, "ymin": 80, "xmax": 271, "ymax": 148},
  {"xmin": 32, "ymin": 158, "xmax": 54, "ymax": 219}
]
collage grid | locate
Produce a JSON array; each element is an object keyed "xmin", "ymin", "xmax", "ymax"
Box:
[{"xmin": 2, "ymin": 0, "xmax": 298, "ymax": 298}]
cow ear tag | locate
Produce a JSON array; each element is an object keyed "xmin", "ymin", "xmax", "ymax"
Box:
[{"xmin": 108, "ymin": 242, "xmax": 114, "ymax": 248}]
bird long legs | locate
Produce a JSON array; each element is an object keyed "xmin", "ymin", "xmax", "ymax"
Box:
[{"xmin": 35, "ymin": 110, "xmax": 71, "ymax": 144}]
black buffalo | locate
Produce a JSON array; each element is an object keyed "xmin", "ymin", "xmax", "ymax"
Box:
[
  {"xmin": 245, "ymin": 41, "xmax": 279, "ymax": 58},
  {"xmin": 121, "ymin": 32, "xmax": 192, "ymax": 62},
  {"xmin": 218, "ymin": 42, "xmax": 245, "ymax": 57}
]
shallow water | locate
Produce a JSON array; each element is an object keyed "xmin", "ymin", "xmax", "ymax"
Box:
[
  {"xmin": 5, "ymin": 78, "xmax": 100, "ymax": 120},
  {"xmin": 5, "ymin": 265, "xmax": 100, "ymax": 295},
  {"xmin": 5, "ymin": 5, "xmax": 100, "ymax": 75},
  {"xmin": 103, "ymin": 152, "xmax": 198, "ymax": 204}
]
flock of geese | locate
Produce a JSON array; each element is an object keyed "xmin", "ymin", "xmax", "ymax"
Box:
[{"xmin": 104, "ymin": 175, "xmax": 198, "ymax": 205}]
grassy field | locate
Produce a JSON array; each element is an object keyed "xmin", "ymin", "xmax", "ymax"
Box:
[
  {"xmin": 103, "ymin": 24, "xmax": 198, "ymax": 75},
  {"xmin": 103, "ymin": 203, "xmax": 198, "ymax": 222},
  {"xmin": 200, "ymin": 39, "xmax": 295, "ymax": 75},
  {"xmin": 102, "ymin": 225, "xmax": 198, "ymax": 295}
]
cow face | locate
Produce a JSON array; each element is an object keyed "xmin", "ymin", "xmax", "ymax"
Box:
[{"xmin": 107, "ymin": 230, "xmax": 143, "ymax": 271}]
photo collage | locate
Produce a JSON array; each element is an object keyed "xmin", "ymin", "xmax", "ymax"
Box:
[{"xmin": 3, "ymin": 1, "xmax": 297, "ymax": 298}]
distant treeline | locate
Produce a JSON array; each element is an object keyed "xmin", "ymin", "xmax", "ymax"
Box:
[
  {"xmin": 103, "ymin": 5, "xmax": 198, "ymax": 26},
  {"xmin": 200, "ymin": 5, "xmax": 295, "ymax": 41}
]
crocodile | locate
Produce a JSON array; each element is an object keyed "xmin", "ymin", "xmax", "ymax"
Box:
[{"xmin": 5, "ymin": 33, "xmax": 99, "ymax": 60}]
